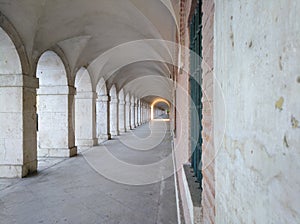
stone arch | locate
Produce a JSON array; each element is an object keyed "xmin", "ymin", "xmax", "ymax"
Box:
[
  {"xmin": 109, "ymin": 84, "xmax": 117, "ymax": 99},
  {"xmin": 0, "ymin": 23, "xmax": 37, "ymax": 177},
  {"xmin": 36, "ymin": 50, "xmax": 77, "ymax": 158},
  {"xmin": 74, "ymin": 67, "xmax": 97, "ymax": 148},
  {"xmin": 75, "ymin": 67, "xmax": 93, "ymax": 92},
  {"xmin": 34, "ymin": 45, "xmax": 72, "ymax": 86},
  {"xmin": 0, "ymin": 27, "xmax": 22, "ymax": 74},
  {"xmin": 118, "ymin": 88, "xmax": 125, "ymax": 101},
  {"xmin": 0, "ymin": 12, "xmax": 30, "ymax": 75},
  {"xmin": 151, "ymin": 98, "xmax": 170, "ymax": 120},
  {"xmin": 96, "ymin": 77, "xmax": 108, "ymax": 96},
  {"xmin": 125, "ymin": 93, "xmax": 131, "ymax": 102},
  {"xmin": 37, "ymin": 51, "xmax": 68, "ymax": 86}
]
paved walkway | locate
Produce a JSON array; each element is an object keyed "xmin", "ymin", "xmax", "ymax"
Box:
[{"xmin": 0, "ymin": 121, "xmax": 177, "ymax": 224}]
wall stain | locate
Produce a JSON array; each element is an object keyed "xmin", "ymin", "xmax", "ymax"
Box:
[
  {"xmin": 291, "ymin": 116, "xmax": 299, "ymax": 128},
  {"xmin": 283, "ymin": 135, "xmax": 289, "ymax": 148},
  {"xmin": 248, "ymin": 41, "xmax": 253, "ymax": 48},
  {"xmin": 230, "ymin": 32, "xmax": 234, "ymax": 48},
  {"xmin": 279, "ymin": 56, "xmax": 283, "ymax": 71},
  {"xmin": 297, "ymin": 76, "xmax": 300, "ymax": 83},
  {"xmin": 275, "ymin": 97, "xmax": 284, "ymax": 111}
]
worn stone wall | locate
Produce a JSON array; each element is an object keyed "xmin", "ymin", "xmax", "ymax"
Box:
[
  {"xmin": 175, "ymin": 0, "xmax": 193, "ymax": 223},
  {"xmin": 201, "ymin": 0, "xmax": 215, "ymax": 223},
  {"xmin": 214, "ymin": 0, "xmax": 300, "ymax": 223}
]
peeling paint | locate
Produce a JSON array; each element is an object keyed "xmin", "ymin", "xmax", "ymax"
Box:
[{"xmin": 275, "ymin": 97, "xmax": 284, "ymax": 110}]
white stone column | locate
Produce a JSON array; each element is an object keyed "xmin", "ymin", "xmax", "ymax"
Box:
[
  {"xmin": 139, "ymin": 101, "xmax": 143, "ymax": 125},
  {"xmin": 125, "ymin": 95, "xmax": 131, "ymax": 130},
  {"xmin": 75, "ymin": 91, "xmax": 97, "ymax": 148},
  {"xmin": 96, "ymin": 95, "xmax": 110, "ymax": 142},
  {"xmin": 140, "ymin": 102, "xmax": 144, "ymax": 124},
  {"xmin": 134, "ymin": 98, "xmax": 138, "ymax": 127},
  {"xmin": 131, "ymin": 96, "xmax": 136, "ymax": 129},
  {"xmin": 143, "ymin": 104, "xmax": 147, "ymax": 124},
  {"xmin": 145, "ymin": 104, "xmax": 148, "ymax": 121},
  {"xmin": 137, "ymin": 100, "xmax": 141, "ymax": 126},
  {"xmin": 0, "ymin": 75, "xmax": 39, "ymax": 178},
  {"xmin": 110, "ymin": 97, "xmax": 119, "ymax": 136},
  {"xmin": 118, "ymin": 99, "xmax": 126, "ymax": 133},
  {"xmin": 144, "ymin": 104, "xmax": 147, "ymax": 123},
  {"xmin": 147, "ymin": 105, "xmax": 151, "ymax": 121},
  {"xmin": 37, "ymin": 86, "xmax": 77, "ymax": 158}
]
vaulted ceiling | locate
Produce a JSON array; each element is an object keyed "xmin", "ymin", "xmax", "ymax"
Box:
[{"xmin": 0, "ymin": 0, "xmax": 179, "ymax": 104}]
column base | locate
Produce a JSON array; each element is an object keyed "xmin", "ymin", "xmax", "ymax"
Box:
[
  {"xmin": 98, "ymin": 134, "xmax": 111, "ymax": 144},
  {"xmin": 119, "ymin": 128, "xmax": 126, "ymax": 133},
  {"xmin": 130, "ymin": 125, "xmax": 136, "ymax": 129},
  {"xmin": 110, "ymin": 131, "xmax": 120, "ymax": 136},
  {"xmin": 38, "ymin": 147, "xmax": 77, "ymax": 158},
  {"xmin": 0, "ymin": 160, "xmax": 37, "ymax": 178},
  {"xmin": 76, "ymin": 138, "xmax": 98, "ymax": 148}
]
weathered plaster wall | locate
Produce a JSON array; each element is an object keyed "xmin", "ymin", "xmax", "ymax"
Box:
[{"xmin": 214, "ymin": 0, "xmax": 300, "ymax": 223}]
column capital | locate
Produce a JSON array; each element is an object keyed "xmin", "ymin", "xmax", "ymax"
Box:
[
  {"xmin": 37, "ymin": 85, "xmax": 76, "ymax": 95},
  {"xmin": 0, "ymin": 74, "xmax": 39, "ymax": 88},
  {"xmin": 97, "ymin": 95, "xmax": 109, "ymax": 102},
  {"xmin": 110, "ymin": 98, "xmax": 119, "ymax": 104},
  {"xmin": 75, "ymin": 91, "xmax": 97, "ymax": 99}
]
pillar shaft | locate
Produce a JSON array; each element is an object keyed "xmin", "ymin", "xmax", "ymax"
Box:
[
  {"xmin": 134, "ymin": 100, "xmax": 138, "ymax": 127},
  {"xmin": 126, "ymin": 100, "xmax": 131, "ymax": 130},
  {"xmin": 37, "ymin": 86, "xmax": 77, "ymax": 158},
  {"xmin": 131, "ymin": 101, "xmax": 135, "ymax": 129},
  {"xmin": 110, "ymin": 98, "xmax": 119, "ymax": 136},
  {"xmin": 97, "ymin": 95, "xmax": 110, "ymax": 142},
  {"xmin": 0, "ymin": 75, "xmax": 39, "ymax": 178},
  {"xmin": 75, "ymin": 92, "xmax": 97, "ymax": 148},
  {"xmin": 118, "ymin": 100, "xmax": 126, "ymax": 133}
]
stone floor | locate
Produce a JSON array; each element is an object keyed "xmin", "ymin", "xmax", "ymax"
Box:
[{"xmin": 0, "ymin": 121, "xmax": 177, "ymax": 224}]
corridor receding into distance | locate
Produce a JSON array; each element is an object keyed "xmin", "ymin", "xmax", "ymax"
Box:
[
  {"xmin": 0, "ymin": 121, "xmax": 177, "ymax": 224},
  {"xmin": 1, "ymin": 0, "xmax": 299, "ymax": 223}
]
